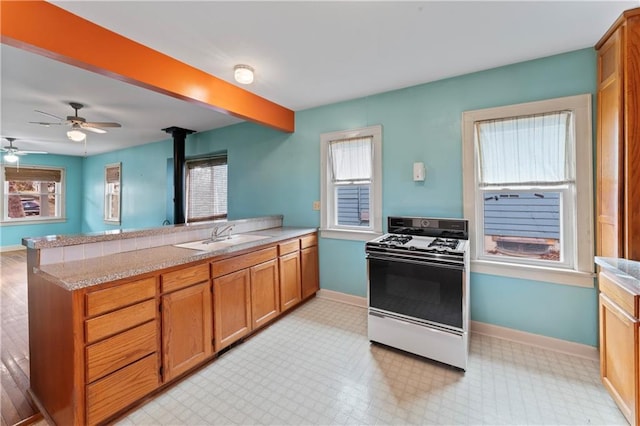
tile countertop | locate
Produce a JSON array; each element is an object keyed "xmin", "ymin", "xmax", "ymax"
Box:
[
  {"xmin": 595, "ymin": 257, "xmax": 640, "ymax": 295},
  {"xmin": 36, "ymin": 227, "xmax": 317, "ymax": 291}
]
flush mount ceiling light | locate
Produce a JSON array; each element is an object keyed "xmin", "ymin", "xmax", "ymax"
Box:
[
  {"xmin": 234, "ymin": 64, "xmax": 254, "ymax": 85},
  {"xmin": 67, "ymin": 124, "xmax": 86, "ymax": 142}
]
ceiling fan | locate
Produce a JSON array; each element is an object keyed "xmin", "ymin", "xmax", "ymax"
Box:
[
  {"xmin": 1, "ymin": 137, "xmax": 48, "ymax": 163},
  {"xmin": 30, "ymin": 102, "xmax": 122, "ymax": 142}
]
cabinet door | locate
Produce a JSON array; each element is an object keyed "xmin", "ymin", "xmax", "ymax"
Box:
[
  {"xmin": 213, "ymin": 269, "xmax": 251, "ymax": 350},
  {"xmin": 599, "ymin": 294, "xmax": 638, "ymax": 424},
  {"xmin": 250, "ymin": 259, "xmax": 280, "ymax": 329},
  {"xmin": 162, "ymin": 282, "xmax": 213, "ymax": 382},
  {"xmin": 301, "ymin": 245, "xmax": 319, "ymax": 300},
  {"xmin": 279, "ymin": 251, "xmax": 301, "ymax": 312},
  {"xmin": 596, "ymin": 28, "xmax": 624, "ymax": 258}
]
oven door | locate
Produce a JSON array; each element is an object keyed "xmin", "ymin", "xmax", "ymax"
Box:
[{"xmin": 367, "ymin": 253, "xmax": 464, "ymax": 331}]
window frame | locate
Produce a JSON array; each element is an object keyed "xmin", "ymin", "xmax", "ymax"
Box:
[
  {"xmin": 320, "ymin": 125, "xmax": 382, "ymax": 241},
  {"xmin": 185, "ymin": 154, "xmax": 228, "ymax": 224},
  {"xmin": 462, "ymin": 94, "xmax": 594, "ymax": 287},
  {"xmin": 1, "ymin": 164, "xmax": 66, "ymax": 224},
  {"xmin": 104, "ymin": 163, "xmax": 121, "ymax": 224}
]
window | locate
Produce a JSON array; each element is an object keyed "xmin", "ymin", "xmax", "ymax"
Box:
[
  {"xmin": 185, "ymin": 156, "xmax": 228, "ymax": 223},
  {"xmin": 104, "ymin": 163, "xmax": 121, "ymax": 224},
  {"xmin": 1, "ymin": 165, "xmax": 65, "ymax": 223},
  {"xmin": 462, "ymin": 94, "xmax": 594, "ymax": 287},
  {"xmin": 321, "ymin": 125, "xmax": 382, "ymax": 240}
]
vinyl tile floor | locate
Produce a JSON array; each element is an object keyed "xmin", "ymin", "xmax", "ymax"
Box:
[{"xmin": 113, "ymin": 297, "xmax": 626, "ymax": 426}]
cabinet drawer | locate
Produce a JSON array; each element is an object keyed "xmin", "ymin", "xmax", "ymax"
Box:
[
  {"xmin": 278, "ymin": 239, "xmax": 300, "ymax": 255},
  {"xmin": 600, "ymin": 271, "xmax": 639, "ymax": 317},
  {"xmin": 300, "ymin": 233, "xmax": 317, "ymax": 249},
  {"xmin": 86, "ymin": 277, "xmax": 156, "ymax": 317},
  {"xmin": 85, "ymin": 299, "xmax": 156, "ymax": 344},
  {"xmin": 86, "ymin": 321, "xmax": 157, "ymax": 383},
  {"xmin": 212, "ymin": 247, "xmax": 277, "ymax": 278},
  {"xmin": 86, "ymin": 353, "xmax": 159, "ymax": 425},
  {"xmin": 161, "ymin": 263, "xmax": 209, "ymax": 293}
]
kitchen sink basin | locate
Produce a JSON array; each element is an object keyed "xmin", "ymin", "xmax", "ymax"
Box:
[{"xmin": 174, "ymin": 233, "xmax": 270, "ymax": 251}]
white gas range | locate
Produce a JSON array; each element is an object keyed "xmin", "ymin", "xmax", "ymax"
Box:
[{"xmin": 366, "ymin": 216, "xmax": 470, "ymax": 370}]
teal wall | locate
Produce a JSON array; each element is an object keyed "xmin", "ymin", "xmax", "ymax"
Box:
[
  {"xmin": 7, "ymin": 48, "xmax": 600, "ymax": 346},
  {"xmin": 0, "ymin": 154, "xmax": 84, "ymax": 246}
]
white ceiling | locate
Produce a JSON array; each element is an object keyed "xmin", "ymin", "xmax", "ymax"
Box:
[{"xmin": 1, "ymin": 1, "xmax": 637, "ymax": 157}]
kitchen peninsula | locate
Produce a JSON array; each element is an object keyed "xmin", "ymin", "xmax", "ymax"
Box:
[{"xmin": 23, "ymin": 216, "xmax": 319, "ymax": 425}]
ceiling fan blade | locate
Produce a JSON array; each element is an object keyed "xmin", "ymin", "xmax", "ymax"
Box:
[
  {"xmin": 29, "ymin": 121, "xmax": 62, "ymax": 126},
  {"xmin": 20, "ymin": 150, "xmax": 48, "ymax": 155},
  {"xmin": 84, "ymin": 121, "xmax": 122, "ymax": 128},
  {"xmin": 83, "ymin": 126, "xmax": 107, "ymax": 134},
  {"xmin": 35, "ymin": 110, "xmax": 64, "ymax": 121}
]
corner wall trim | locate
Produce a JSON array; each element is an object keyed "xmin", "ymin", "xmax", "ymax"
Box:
[{"xmin": 316, "ymin": 289, "xmax": 599, "ymax": 361}]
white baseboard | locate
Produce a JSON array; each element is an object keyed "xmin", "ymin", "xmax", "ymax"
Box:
[
  {"xmin": 0, "ymin": 245, "xmax": 26, "ymax": 253},
  {"xmin": 316, "ymin": 289, "xmax": 599, "ymax": 361},
  {"xmin": 316, "ymin": 289, "xmax": 367, "ymax": 308},
  {"xmin": 471, "ymin": 320, "xmax": 599, "ymax": 361}
]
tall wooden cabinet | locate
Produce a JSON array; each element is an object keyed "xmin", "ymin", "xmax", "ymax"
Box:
[{"xmin": 595, "ymin": 8, "xmax": 640, "ymax": 260}]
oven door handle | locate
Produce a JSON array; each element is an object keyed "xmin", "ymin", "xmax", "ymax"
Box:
[{"xmin": 367, "ymin": 253, "xmax": 464, "ymax": 270}]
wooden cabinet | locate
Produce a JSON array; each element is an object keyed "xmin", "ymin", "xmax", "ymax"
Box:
[
  {"xmin": 598, "ymin": 271, "xmax": 640, "ymax": 425},
  {"xmin": 84, "ymin": 276, "xmax": 161, "ymax": 425},
  {"xmin": 212, "ymin": 247, "xmax": 279, "ymax": 349},
  {"xmin": 595, "ymin": 8, "xmax": 640, "ymax": 260},
  {"xmin": 28, "ymin": 231, "xmax": 319, "ymax": 425},
  {"xmin": 213, "ymin": 269, "xmax": 252, "ymax": 349},
  {"xmin": 160, "ymin": 264, "xmax": 212, "ymax": 382},
  {"xmin": 301, "ymin": 234, "xmax": 319, "ymax": 300},
  {"xmin": 250, "ymin": 258, "xmax": 280, "ymax": 329},
  {"xmin": 279, "ymin": 240, "xmax": 302, "ymax": 312}
]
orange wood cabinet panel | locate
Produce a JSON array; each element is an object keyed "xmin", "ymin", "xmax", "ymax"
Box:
[
  {"xmin": 599, "ymin": 270, "xmax": 640, "ymax": 425},
  {"xmin": 301, "ymin": 245, "xmax": 319, "ymax": 300},
  {"xmin": 86, "ymin": 321, "xmax": 157, "ymax": 383},
  {"xmin": 213, "ymin": 269, "xmax": 252, "ymax": 350},
  {"xmin": 86, "ymin": 353, "xmax": 160, "ymax": 425},
  {"xmin": 278, "ymin": 239, "xmax": 300, "ymax": 256},
  {"xmin": 250, "ymin": 259, "xmax": 280, "ymax": 329},
  {"xmin": 85, "ymin": 276, "xmax": 156, "ymax": 317},
  {"xmin": 300, "ymin": 233, "xmax": 318, "ymax": 249},
  {"xmin": 212, "ymin": 247, "xmax": 278, "ymax": 278},
  {"xmin": 161, "ymin": 281, "xmax": 213, "ymax": 382},
  {"xmin": 85, "ymin": 298, "xmax": 156, "ymax": 344},
  {"xmin": 279, "ymin": 251, "xmax": 301, "ymax": 312},
  {"xmin": 596, "ymin": 9, "xmax": 640, "ymax": 260},
  {"xmin": 161, "ymin": 263, "xmax": 210, "ymax": 293}
]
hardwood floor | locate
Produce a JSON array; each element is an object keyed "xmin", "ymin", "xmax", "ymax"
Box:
[{"xmin": 1, "ymin": 250, "xmax": 41, "ymax": 426}]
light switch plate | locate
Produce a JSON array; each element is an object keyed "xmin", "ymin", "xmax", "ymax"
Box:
[{"xmin": 312, "ymin": 201, "xmax": 321, "ymax": 211}]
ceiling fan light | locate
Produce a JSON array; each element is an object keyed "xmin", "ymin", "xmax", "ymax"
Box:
[
  {"xmin": 67, "ymin": 129, "xmax": 86, "ymax": 142},
  {"xmin": 4, "ymin": 152, "xmax": 18, "ymax": 163},
  {"xmin": 234, "ymin": 64, "xmax": 254, "ymax": 85}
]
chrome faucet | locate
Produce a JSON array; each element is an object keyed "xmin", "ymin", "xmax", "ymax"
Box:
[{"xmin": 209, "ymin": 225, "xmax": 234, "ymax": 242}]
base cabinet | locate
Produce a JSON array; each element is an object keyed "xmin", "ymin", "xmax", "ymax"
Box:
[
  {"xmin": 213, "ymin": 269, "xmax": 252, "ymax": 350},
  {"xmin": 599, "ymin": 270, "xmax": 640, "ymax": 425},
  {"xmin": 28, "ymin": 232, "xmax": 318, "ymax": 425}
]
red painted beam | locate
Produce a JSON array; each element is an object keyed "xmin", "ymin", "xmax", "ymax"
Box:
[{"xmin": 1, "ymin": 0, "xmax": 295, "ymax": 132}]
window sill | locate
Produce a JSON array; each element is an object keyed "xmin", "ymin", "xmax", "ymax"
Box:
[
  {"xmin": 471, "ymin": 259, "xmax": 595, "ymax": 288},
  {"xmin": 1, "ymin": 218, "xmax": 66, "ymax": 226},
  {"xmin": 320, "ymin": 228, "xmax": 382, "ymax": 242}
]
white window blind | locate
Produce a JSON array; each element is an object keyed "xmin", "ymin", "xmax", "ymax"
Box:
[
  {"xmin": 328, "ymin": 136, "xmax": 372, "ymax": 182},
  {"xmin": 475, "ymin": 111, "xmax": 574, "ymax": 186},
  {"xmin": 186, "ymin": 156, "xmax": 227, "ymax": 222}
]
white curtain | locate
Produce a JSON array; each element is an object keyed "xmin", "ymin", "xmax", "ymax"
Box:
[
  {"xmin": 475, "ymin": 111, "xmax": 574, "ymax": 186},
  {"xmin": 328, "ymin": 136, "xmax": 372, "ymax": 182}
]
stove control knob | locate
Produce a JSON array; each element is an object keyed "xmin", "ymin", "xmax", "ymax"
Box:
[{"xmin": 408, "ymin": 246, "xmax": 416, "ymax": 251}]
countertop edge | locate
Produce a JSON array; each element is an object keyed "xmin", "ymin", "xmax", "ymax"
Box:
[
  {"xmin": 36, "ymin": 227, "xmax": 318, "ymax": 291},
  {"xmin": 595, "ymin": 256, "xmax": 640, "ymax": 295}
]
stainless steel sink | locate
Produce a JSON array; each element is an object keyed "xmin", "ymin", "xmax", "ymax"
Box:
[{"xmin": 174, "ymin": 233, "xmax": 270, "ymax": 251}]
